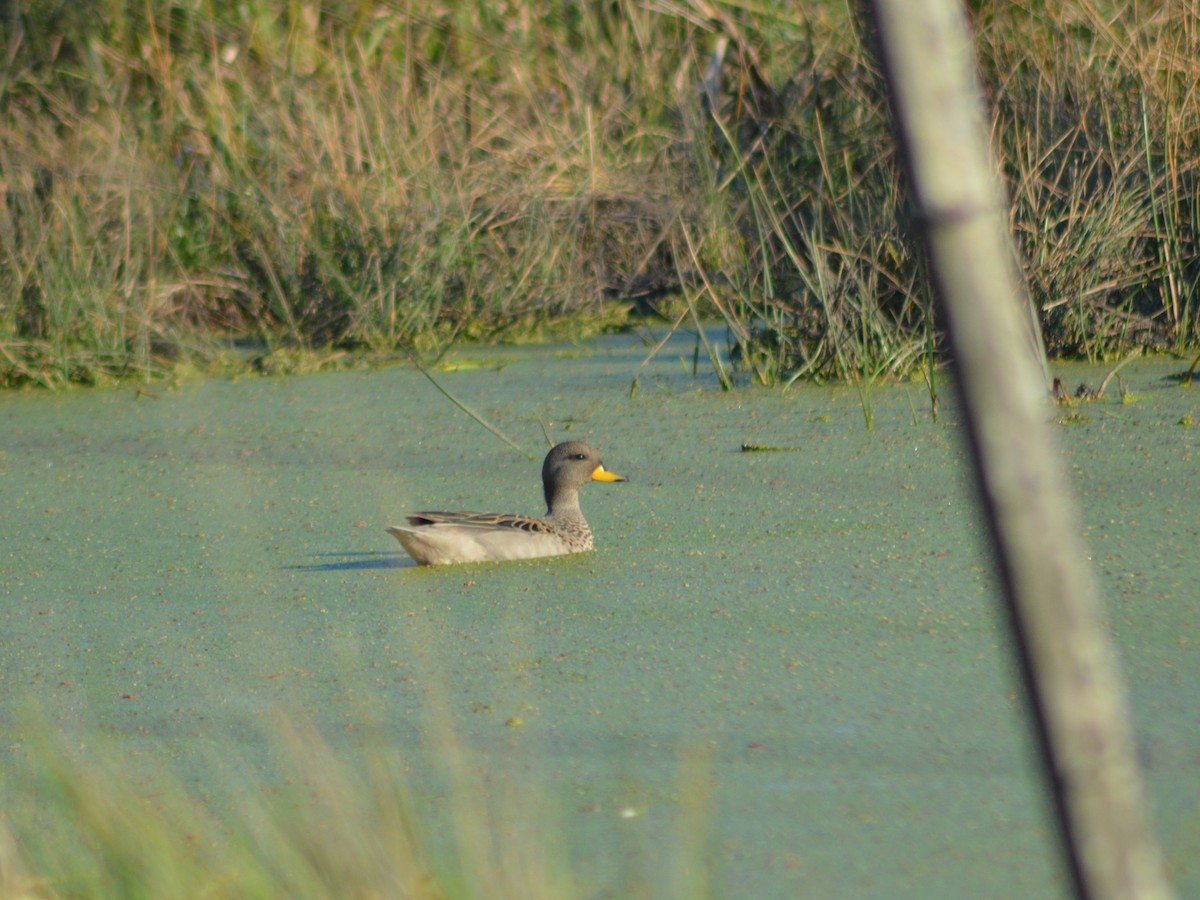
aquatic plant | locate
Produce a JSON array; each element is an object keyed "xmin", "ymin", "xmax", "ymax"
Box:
[{"xmin": 1, "ymin": 0, "xmax": 1196, "ymax": 387}]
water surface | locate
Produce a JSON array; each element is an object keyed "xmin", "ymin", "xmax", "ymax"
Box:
[{"xmin": 2, "ymin": 332, "xmax": 1198, "ymax": 897}]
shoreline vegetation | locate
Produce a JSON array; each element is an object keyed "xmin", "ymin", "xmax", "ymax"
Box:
[{"xmin": 2, "ymin": 0, "xmax": 1197, "ymax": 388}]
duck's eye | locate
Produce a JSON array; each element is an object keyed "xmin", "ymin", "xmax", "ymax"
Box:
[{"xmin": 572, "ymin": 453, "xmax": 588, "ymax": 460}]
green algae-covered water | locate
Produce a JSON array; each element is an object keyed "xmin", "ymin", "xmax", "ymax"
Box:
[{"xmin": 2, "ymin": 332, "xmax": 1198, "ymax": 897}]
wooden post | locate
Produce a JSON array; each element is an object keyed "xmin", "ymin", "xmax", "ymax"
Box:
[{"xmin": 862, "ymin": 2, "xmax": 1173, "ymax": 897}]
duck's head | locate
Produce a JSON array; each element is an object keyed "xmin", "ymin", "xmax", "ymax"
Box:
[{"xmin": 542, "ymin": 441, "xmax": 626, "ymax": 509}]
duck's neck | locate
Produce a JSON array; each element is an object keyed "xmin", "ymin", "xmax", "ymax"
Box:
[
  {"xmin": 545, "ymin": 490, "xmax": 585, "ymax": 524},
  {"xmin": 546, "ymin": 495, "xmax": 592, "ymax": 547}
]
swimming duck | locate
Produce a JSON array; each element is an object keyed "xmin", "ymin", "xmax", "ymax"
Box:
[{"xmin": 387, "ymin": 441, "xmax": 626, "ymax": 566}]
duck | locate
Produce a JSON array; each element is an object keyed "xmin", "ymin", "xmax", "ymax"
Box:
[{"xmin": 387, "ymin": 441, "xmax": 626, "ymax": 566}]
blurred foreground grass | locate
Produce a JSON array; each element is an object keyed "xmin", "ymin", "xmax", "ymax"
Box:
[{"xmin": 1, "ymin": 713, "xmax": 713, "ymax": 899}]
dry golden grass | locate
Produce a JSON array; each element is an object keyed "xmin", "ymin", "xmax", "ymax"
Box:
[{"xmin": 1, "ymin": 0, "xmax": 1196, "ymax": 386}]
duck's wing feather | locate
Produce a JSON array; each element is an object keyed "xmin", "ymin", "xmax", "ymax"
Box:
[{"xmin": 405, "ymin": 511, "xmax": 555, "ymax": 534}]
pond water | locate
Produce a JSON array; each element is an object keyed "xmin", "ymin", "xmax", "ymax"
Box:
[{"xmin": 2, "ymin": 330, "xmax": 1198, "ymax": 897}]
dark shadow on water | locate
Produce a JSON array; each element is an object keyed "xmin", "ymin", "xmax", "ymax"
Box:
[{"xmin": 284, "ymin": 552, "xmax": 417, "ymax": 572}]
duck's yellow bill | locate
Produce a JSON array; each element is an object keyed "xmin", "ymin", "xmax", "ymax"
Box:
[{"xmin": 591, "ymin": 464, "xmax": 627, "ymax": 483}]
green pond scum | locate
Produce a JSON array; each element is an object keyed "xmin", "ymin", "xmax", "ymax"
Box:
[{"xmin": 2, "ymin": 332, "xmax": 1199, "ymax": 898}]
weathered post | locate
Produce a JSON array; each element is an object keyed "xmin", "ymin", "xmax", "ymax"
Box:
[{"xmin": 862, "ymin": 2, "xmax": 1172, "ymax": 897}]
